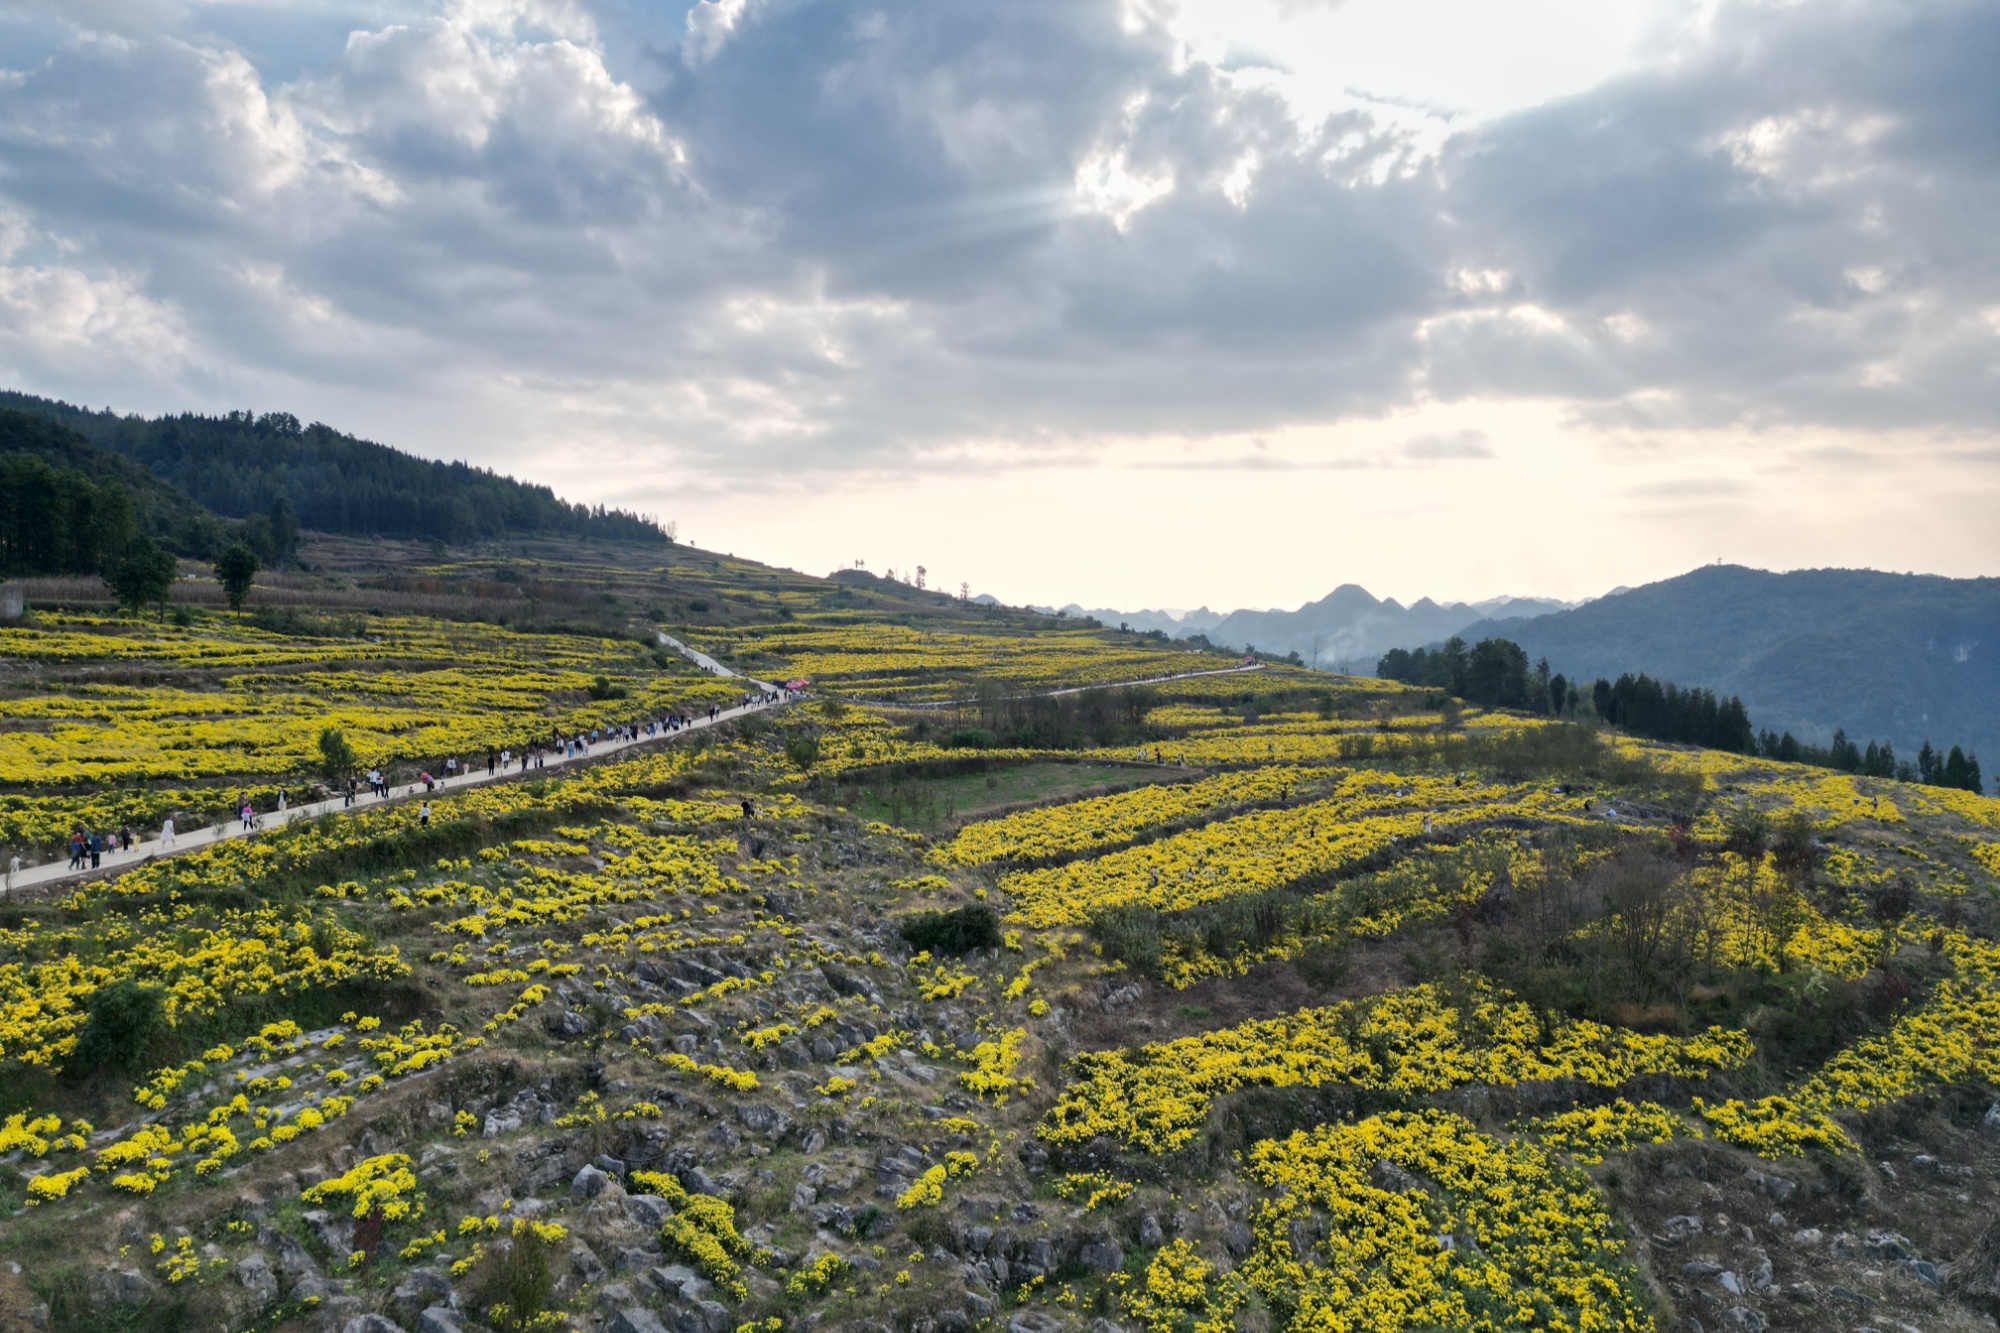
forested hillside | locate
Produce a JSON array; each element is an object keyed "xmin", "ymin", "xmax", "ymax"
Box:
[
  {"xmin": 0, "ymin": 392, "xmax": 668, "ymax": 547},
  {"xmin": 1471, "ymin": 565, "xmax": 2000, "ymax": 765},
  {"xmin": 0, "ymin": 409, "xmax": 227, "ymax": 570}
]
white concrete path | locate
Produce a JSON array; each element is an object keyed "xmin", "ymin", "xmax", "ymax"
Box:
[{"xmin": 2, "ymin": 683, "xmax": 796, "ymax": 900}]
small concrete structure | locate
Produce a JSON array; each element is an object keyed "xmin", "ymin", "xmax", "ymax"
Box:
[{"xmin": 0, "ymin": 583, "xmax": 23, "ymax": 620}]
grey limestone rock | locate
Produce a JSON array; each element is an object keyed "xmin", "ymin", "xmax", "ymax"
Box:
[
  {"xmin": 340, "ymin": 1316, "xmax": 404, "ymax": 1333},
  {"xmin": 572, "ymin": 1163, "xmax": 618, "ymax": 1200},
  {"xmin": 237, "ymin": 1252, "xmax": 279, "ymax": 1304},
  {"xmin": 609, "ymin": 1311, "xmax": 671, "ymax": 1333},
  {"xmin": 87, "ymin": 1269, "xmax": 157, "ymax": 1308}
]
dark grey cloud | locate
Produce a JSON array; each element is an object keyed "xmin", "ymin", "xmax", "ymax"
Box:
[
  {"xmin": 1433, "ymin": 0, "xmax": 2000, "ymax": 429},
  {"xmin": 0, "ymin": 0, "xmax": 1995, "ymax": 477}
]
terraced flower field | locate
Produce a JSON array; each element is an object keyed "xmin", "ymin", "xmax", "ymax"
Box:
[{"xmin": 3, "ymin": 567, "xmax": 2000, "ymax": 1333}]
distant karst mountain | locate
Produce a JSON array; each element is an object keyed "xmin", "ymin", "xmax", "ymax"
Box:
[
  {"xmin": 1058, "ymin": 587, "xmax": 1572, "ymax": 669},
  {"xmin": 1464, "ymin": 565, "xmax": 2000, "ymax": 764}
]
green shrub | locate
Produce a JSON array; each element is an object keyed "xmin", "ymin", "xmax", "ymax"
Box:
[
  {"xmin": 900, "ymin": 904, "xmax": 1001, "ymax": 956},
  {"xmin": 479, "ymin": 1220, "xmax": 557, "ymax": 1332},
  {"xmin": 71, "ymin": 980, "xmax": 166, "ymax": 1074},
  {"xmin": 1088, "ymin": 903, "xmax": 1163, "ymax": 976},
  {"xmin": 1294, "ymin": 940, "xmax": 1351, "ymax": 991}
]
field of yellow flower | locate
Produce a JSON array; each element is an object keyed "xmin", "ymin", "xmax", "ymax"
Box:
[{"xmin": 4, "ymin": 577, "xmax": 2000, "ymax": 1333}]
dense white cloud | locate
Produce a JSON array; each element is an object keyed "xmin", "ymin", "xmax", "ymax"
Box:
[{"xmin": 0, "ymin": 0, "xmax": 1994, "ymax": 604}]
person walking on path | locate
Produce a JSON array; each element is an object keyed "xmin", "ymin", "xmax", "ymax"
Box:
[
  {"xmin": 161, "ymin": 815, "xmax": 176, "ymax": 848},
  {"xmin": 446, "ymin": 756, "xmax": 457, "ymax": 782},
  {"xmin": 89, "ymin": 832, "xmax": 101, "ymax": 870},
  {"xmin": 419, "ymin": 802, "xmax": 431, "ymax": 828},
  {"xmin": 486, "ymin": 749, "xmax": 496, "ymax": 776},
  {"xmin": 278, "ymin": 787, "xmax": 288, "ymax": 813},
  {"xmin": 241, "ymin": 802, "xmax": 254, "ymax": 832},
  {"xmin": 5, "ymin": 853, "xmax": 19, "ymax": 896}
]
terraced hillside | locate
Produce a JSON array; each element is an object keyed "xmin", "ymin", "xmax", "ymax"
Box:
[{"xmin": 3, "ymin": 551, "xmax": 2000, "ymax": 1333}]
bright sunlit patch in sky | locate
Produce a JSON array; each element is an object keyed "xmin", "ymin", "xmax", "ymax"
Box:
[{"xmin": 1150, "ymin": 0, "xmax": 1664, "ymax": 122}]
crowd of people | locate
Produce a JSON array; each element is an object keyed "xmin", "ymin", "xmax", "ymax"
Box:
[{"xmin": 4, "ymin": 682, "xmax": 805, "ymax": 895}]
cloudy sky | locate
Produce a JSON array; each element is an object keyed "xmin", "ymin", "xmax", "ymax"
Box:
[{"xmin": 1, "ymin": 0, "xmax": 1995, "ymax": 611}]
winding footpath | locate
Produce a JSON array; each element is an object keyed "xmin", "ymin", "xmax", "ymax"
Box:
[{"xmin": 2, "ymin": 633, "xmax": 787, "ymax": 900}]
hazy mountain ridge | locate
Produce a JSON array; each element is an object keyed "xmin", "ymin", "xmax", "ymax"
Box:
[
  {"xmin": 1049, "ymin": 587, "xmax": 1574, "ymax": 668},
  {"xmin": 1465, "ymin": 565, "xmax": 2000, "ymax": 763}
]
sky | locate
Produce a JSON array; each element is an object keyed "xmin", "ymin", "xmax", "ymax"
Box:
[{"xmin": 0, "ymin": 0, "xmax": 1996, "ymax": 612}]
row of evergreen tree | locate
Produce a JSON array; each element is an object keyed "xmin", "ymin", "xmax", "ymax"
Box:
[
  {"xmin": 1378, "ymin": 637, "xmax": 1982, "ymax": 793},
  {"xmin": 1376, "ymin": 637, "xmax": 1544, "ymax": 709},
  {"xmin": 1757, "ymin": 728, "xmax": 1983, "ymax": 792},
  {"xmin": 0, "ymin": 451, "xmax": 303, "ymax": 579},
  {"xmin": 0, "ymin": 395, "xmax": 669, "ymax": 547},
  {"xmin": 0, "ymin": 453, "xmax": 137, "ymax": 576},
  {"xmin": 1589, "ymin": 672, "xmax": 1756, "ymax": 753}
]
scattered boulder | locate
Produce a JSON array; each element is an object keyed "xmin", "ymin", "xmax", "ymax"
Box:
[
  {"xmin": 1008, "ymin": 1314, "xmax": 1064, "ymax": 1333},
  {"xmin": 237, "ymin": 1253, "xmax": 278, "ymax": 1304},
  {"xmin": 680, "ymin": 1299, "xmax": 734, "ymax": 1333},
  {"xmin": 626, "ymin": 1194, "xmax": 674, "ymax": 1227},
  {"xmin": 417, "ymin": 1310, "xmax": 464, "ymax": 1333},
  {"xmin": 573, "ymin": 1164, "xmax": 618, "ymax": 1201},
  {"xmin": 738, "ymin": 1103, "xmax": 792, "ymax": 1141},
  {"xmin": 87, "ymin": 1269, "xmax": 157, "ymax": 1308},
  {"xmin": 614, "ymin": 1247, "xmax": 661, "ymax": 1274},
  {"xmin": 274, "ymin": 1230, "xmax": 321, "ymax": 1278},
  {"xmin": 571, "ymin": 1243, "xmax": 606, "ymax": 1279},
  {"xmin": 1864, "ymin": 1230, "xmax": 1916, "ymax": 1261},
  {"xmin": 1078, "ymin": 1237, "xmax": 1124, "ymax": 1272},
  {"xmin": 1655, "ymin": 1215, "xmax": 1703, "ymax": 1247},
  {"xmin": 392, "ymin": 1266, "xmax": 454, "ymax": 1313},
  {"xmin": 1744, "ymin": 1169, "xmax": 1795, "ymax": 1203},
  {"xmin": 318, "ymin": 1298, "xmax": 366, "ymax": 1331},
  {"xmin": 650, "ymin": 1264, "xmax": 711, "ymax": 1302},
  {"xmin": 609, "ymin": 1311, "xmax": 671, "ymax": 1333},
  {"xmin": 341, "ymin": 1316, "xmax": 404, "ymax": 1333}
]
